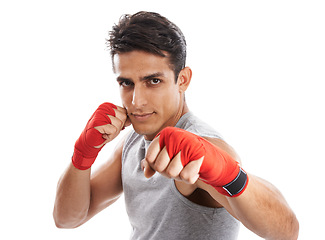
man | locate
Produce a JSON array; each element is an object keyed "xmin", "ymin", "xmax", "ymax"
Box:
[{"xmin": 53, "ymin": 11, "xmax": 299, "ymax": 239}]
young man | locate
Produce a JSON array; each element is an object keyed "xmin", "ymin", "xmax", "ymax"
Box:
[{"xmin": 53, "ymin": 11, "xmax": 299, "ymax": 239}]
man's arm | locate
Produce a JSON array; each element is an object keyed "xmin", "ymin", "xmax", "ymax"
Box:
[
  {"xmin": 53, "ymin": 163, "xmax": 91, "ymax": 228},
  {"xmin": 143, "ymin": 128, "xmax": 299, "ymax": 240},
  {"xmin": 53, "ymin": 138, "xmax": 124, "ymax": 228},
  {"xmin": 53, "ymin": 102, "xmax": 129, "ymax": 228},
  {"xmin": 198, "ymin": 176, "xmax": 299, "ymax": 240},
  {"xmin": 229, "ymin": 175, "xmax": 298, "ymax": 240},
  {"xmin": 197, "ymin": 137, "xmax": 299, "ymax": 239}
]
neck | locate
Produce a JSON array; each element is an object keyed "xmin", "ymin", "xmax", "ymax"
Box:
[{"xmin": 144, "ymin": 101, "xmax": 189, "ymax": 141}]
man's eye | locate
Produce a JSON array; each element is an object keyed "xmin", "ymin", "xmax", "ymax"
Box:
[
  {"xmin": 120, "ymin": 80, "xmax": 133, "ymax": 87},
  {"xmin": 150, "ymin": 79, "xmax": 161, "ymax": 85}
]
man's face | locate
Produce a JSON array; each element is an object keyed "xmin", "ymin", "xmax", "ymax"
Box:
[{"xmin": 113, "ymin": 50, "xmax": 186, "ymax": 140}]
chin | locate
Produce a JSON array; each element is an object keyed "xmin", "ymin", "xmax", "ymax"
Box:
[{"xmin": 132, "ymin": 123, "xmax": 161, "ymax": 139}]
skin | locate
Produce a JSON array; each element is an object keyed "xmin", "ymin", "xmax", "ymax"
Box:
[
  {"xmin": 114, "ymin": 50, "xmax": 190, "ymax": 141},
  {"xmin": 53, "ymin": 50, "xmax": 299, "ymax": 239}
]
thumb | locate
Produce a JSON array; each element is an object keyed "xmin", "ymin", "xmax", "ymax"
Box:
[{"xmin": 141, "ymin": 159, "xmax": 156, "ymax": 178}]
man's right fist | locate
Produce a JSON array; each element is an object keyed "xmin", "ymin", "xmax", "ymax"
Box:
[{"xmin": 72, "ymin": 102, "xmax": 130, "ymax": 170}]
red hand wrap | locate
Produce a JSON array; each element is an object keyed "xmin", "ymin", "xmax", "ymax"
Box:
[
  {"xmin": 72, "ymin": 103, "xmax": 117, "ymax": 170},
  {"xmin": 158, "ymin": 127, "xmax": 248, "ymax": 197}
]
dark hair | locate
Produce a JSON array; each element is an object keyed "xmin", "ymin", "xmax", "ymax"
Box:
[{"xmin": 107, "ymin": 11, "xmax": 186, "ymax": 82}]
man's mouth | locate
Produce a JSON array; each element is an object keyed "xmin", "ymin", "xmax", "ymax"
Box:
[{"xmin": 131, "ymin": 112, "xmax": 155, "ymax": 121}]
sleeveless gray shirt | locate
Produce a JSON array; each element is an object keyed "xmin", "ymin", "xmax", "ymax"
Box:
[{"xmin": 121, "ymin": 112, "xmax": 240, "ymax": 240}]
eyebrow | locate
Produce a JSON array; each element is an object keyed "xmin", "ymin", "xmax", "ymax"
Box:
[
  {"xmin": 116, "ymin": 76, "xmax": 131, "ymax": 83},
  {"xmin": 142, "ymin": 72, "xmax": 165, "ymax": 80},
  {"xmin": 116, "ymin": 72, "xmax": 165, "ymax": 82}
]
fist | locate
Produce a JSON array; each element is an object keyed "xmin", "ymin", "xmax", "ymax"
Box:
[
  {"xmin": 89, "ymin": 103, "xmax": 131, "ymax": 148},
  {"xmin": 142, "ymin": 132, "xmax": 204, "ymax": 185},
  {"xmin": 72, "ymin": 102, "xmax": 131, "ymax": 170},
  {"xmin": 143, "ymin": 127, "xmax": 248, "ymax": 197}
]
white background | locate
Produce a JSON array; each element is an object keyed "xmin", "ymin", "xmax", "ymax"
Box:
[{"xmin": 1, "ymin": 0, "xmax": 324, "ymax": 239}]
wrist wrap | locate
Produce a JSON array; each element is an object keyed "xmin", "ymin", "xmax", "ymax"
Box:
[
  {"xmin": 72, "ymin": 103, "xmax": 117, "ymax": 170},
  {"xmin": 158, "ymin": 127, "xmax": 248, "ymax": 197}
]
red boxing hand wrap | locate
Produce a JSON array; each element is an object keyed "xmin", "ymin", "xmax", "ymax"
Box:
[
  {"xmin": 158, "ymin": 127, "xmax": 248, "ymax": 197},
  {"xmin": 72, "ymin": 103, "xmax": 117, "ymax": 170}
]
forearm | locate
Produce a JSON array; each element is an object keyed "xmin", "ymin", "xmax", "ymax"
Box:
[
  {"xmin": 227, "ymin": 174, "xmax": 299, "ymax": 240},
  {"xmin": 53, "ymin": 163, "xmax": 91, "ymax": 228}
]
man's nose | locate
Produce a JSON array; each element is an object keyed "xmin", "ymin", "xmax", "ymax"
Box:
[{"xmin": 132, "ymin": 85, "xmax": 147, "ymax": 108}]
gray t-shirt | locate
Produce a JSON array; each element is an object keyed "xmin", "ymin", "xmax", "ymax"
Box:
[{"xmin": 121, "ymin": 112, "xmax": 240, "ymax": 240}]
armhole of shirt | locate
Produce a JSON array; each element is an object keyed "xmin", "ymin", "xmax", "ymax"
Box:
[{"xmin": 169, "ymin": 179, "xmax": 224, "ymax": 215}]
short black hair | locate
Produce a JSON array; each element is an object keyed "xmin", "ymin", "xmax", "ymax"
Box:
[{"xmin": 107, "ymin": 11, "xmax": 186, "ymax": 82}]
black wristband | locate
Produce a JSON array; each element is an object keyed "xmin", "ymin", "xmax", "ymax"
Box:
[{"xmin": 223, "ymin": 168, "xmax": 248, "ymax": 197}]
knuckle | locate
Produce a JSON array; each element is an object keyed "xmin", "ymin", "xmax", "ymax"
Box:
[
  {"xmin": 145, "ymin": 155, "xmax": 155, "ymax": 164},
  {"xmin": 165, "ymin": 168, "xmax": 177, "ymax": 178},
  {"xmin": 154, "ymin": 162, "xmax": 165, "ymax": 173},
  {"xmin": 179, "ymin": 171, "xmax": 190, "ymax": 182},
  {"xmin": 112, "ymin": 124, "xmax": 119, "ymax": 133},
  {"xmin": 115, "ymin": 105, "xmax": 125, "ymax": 112},
  {"xmin": 188, "ymin": 176, "xmax": 198, "ymax": 185},
  {"xmin": 114, "ymin": 116, "xmax": 125, "ymax": 130},
  {"xmin": 120, "ymin": 112, "xmax": 128, "ymax": 122},
  {"xmin": 118, "ymin": 119, "xmax": 124, "ymax": 129},
  {"xmin": 179, "ymin": 170, "xmax": 198, "ymax": 184},
  {"xmin": 103, "ymin": 124, "xmax": 113, "ymax": 133},
  {"xmin": 110, "ymin": 118, "xmax": 121, "ymax": 130},
  {"xmin": 116, "ymin": 110, "xmax": 127, "ymax": 122}
]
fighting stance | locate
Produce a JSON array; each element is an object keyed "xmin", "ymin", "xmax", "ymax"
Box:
[{"xmin": 53, "ymin": 12, "xmax": 299, "ymax": 239}]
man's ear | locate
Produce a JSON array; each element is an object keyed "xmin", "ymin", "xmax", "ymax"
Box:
[{"xmin": 177, "ymin": 67, "xmax": 192, "ymax": 92}]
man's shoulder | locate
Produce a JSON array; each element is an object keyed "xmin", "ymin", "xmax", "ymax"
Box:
[
  {"xmin": 121, "ymin": 130, "xmax": 140, "ymax": 147},
  {"xmin": 120, "ymin": 130, "xmax": 142, "ymax": 157},
  {"xmin": 176, "ymin": 112, "xmax": 223, "ymax": 139}
]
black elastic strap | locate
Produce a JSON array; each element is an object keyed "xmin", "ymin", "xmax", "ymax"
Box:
[{"xmin": 223, "ymin": 168, "xmax": 248, "ymax": 197}]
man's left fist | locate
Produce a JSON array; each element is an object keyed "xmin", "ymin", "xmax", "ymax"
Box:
[{"xmin": 155, "ymin": 127, "xmax": 249, "ymax": 197}]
